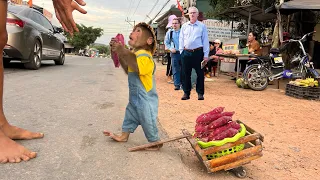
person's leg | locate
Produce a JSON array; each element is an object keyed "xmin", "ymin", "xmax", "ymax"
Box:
[
  {"xmin": 166, "ymin": 53, "xmax": 173, "ymax": 82},
  {"xmin": 206, "ymin": 60, "xmax": 212, "ymax": 77},
  {"xmin": 171, "ymin": 53, "xmax": 181, "ymax": 89},
  {"xmin": 191, "ymin": 68, "xmax": 197, "ymax": 87},
  {"xmin": 138, "ymin": 101, "xmax": 162, "ymax": 150},
  {"xmin": 178, "ymin": 53, "xmax": 184, "ymax": 88},
  {"xmin": 0, "ymin": 1, "xmax": 43, "ymax": 163},
  {"xmin": 193, "ymin": 51, "xmax": 205, "ymax": 98},
  {"xmin": 181, "ymin": 51, "xmax": 192, "ymax": 99},
  {"xmin": 212, "ymin": 61, "xmax": 218, "ymax": 76},
  {"xmin": 103, "ymin": 104, "xmax": 138, "ymax": 142},
  {"xmin": 240, "ymin": 60, "xmax": 248, "ymax": 73}
]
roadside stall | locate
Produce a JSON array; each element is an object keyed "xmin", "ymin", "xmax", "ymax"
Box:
[
  {"xmin": 265, "ymin": 0, "xmax": 320, "ymax": 99},
  {"xmin": 215, "ymin": 5, "xmax": 276, "ymax": 78}
]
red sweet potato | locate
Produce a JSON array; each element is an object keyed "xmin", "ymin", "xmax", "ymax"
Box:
[
  {"xmin": 214, "ymin": 128, "xmax": 239, "ymax": 140},
  {"xmin": 195, "ymin": 124, "xmax": 208, "ymax": 133},
  {"xmin": 229, "ymin": 121, "xmax": 241, "ymax": 130},
  {"xmin": 207, "ymin": 131, "xmax": 216, "ymax": 142},
  {"xmin": 197, "ymin": 113, "xmax": 223, "ymax": 125},
  {"xmin": 208, "ymin": 116, "xmax": 232, "ymax": 129},
  {"xmin": 208, "ymin": 107, "xmax": 225, "ymax": 115},
  {"xmin": 221, "ymin": 111, "xmax": 235, "ymax": 117},
  {"xmin": 111, "ymin": 34, "xmax": 124, "ymax": 68},
  {"xmin": 196, "ymin": 113, "xmax": 210, "ymax": 124},
  {"xmin": 200, "ymin": 137, "xmax": 209, "ymax": 142},
  {"xmin": 212, "ymin": 121, "xmax": 240, "ymax": 137},
  {"xmin": 207, "ymin": 113, "xmax": 223, "ymax": 123}
]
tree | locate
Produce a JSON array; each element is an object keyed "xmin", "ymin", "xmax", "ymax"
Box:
[
  {"xmin": 90, "ymin": 45, "xmax": 110, "ymax": 55},
  {"xmin": 66, "ymin": 24, "xmax": 104, "ymax": 50}
]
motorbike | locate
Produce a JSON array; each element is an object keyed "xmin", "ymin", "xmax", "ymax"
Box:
[{"xmin": 243, "ymin": 31, "xmax": 320, "ymax": 91}]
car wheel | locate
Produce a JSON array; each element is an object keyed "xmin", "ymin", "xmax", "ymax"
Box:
[
  {"xmin": 54, "ymin": 47, "xmax": 65, "ymax": 65},
  {"xmin": 3, "ymin": 59, "xmax": 11, "ymax": 67},
  {"xmin": 24, "ymin": 40, "xmax": 42, "ymax": 70}
]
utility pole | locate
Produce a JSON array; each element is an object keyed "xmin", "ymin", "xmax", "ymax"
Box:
[{"xmin": 125, "ymin": 17, "xmax": 135, "ymax": 27}]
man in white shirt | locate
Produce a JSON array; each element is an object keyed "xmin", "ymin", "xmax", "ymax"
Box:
[{"xmin": 179, "ymin": 7, "xmax": 209, "ymax": 100}]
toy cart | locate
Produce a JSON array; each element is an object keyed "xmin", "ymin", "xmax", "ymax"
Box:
[{"xmin": 182, "ymin": 120, "xmax": 264, "ymax": 178}]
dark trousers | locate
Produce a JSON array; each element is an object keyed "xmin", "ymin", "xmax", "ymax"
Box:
[
  {"xmin": 205, "ymin": 60, "xmax": 217, "ymax": 74},
  {"xmin": 234, "ymin": 59, "xmax": 248, "ymax": 73},
  {"xmin": 181, "ymin": 50, "xmax": 204, "ymax": 95},
  {"xmin": 166, "ymin": 53, "xmax": 172, "ymax": 76}
]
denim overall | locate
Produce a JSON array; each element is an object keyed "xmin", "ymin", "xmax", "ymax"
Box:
[{"xmin": 122, "ymin": 53, "xmax": 159, "ymax": 142}]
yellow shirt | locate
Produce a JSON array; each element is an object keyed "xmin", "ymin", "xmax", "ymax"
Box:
[{"xmin": 128, "ymin": 50, "xmax": 154, "ymax": 92}]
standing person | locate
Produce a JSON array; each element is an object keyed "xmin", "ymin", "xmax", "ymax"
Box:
[
  {"xmin": 179, "ymin": 7, "xmax": 209, "ymax": 100},
  {"xmin": 104, "ymin": 22, "xmax": 162, "ymax": 150},
  {"xmin": 0, "ymin": 0, "xmax": 86, "ymax": 163},
  {"xmin": 205, "ymin": 39, "xmax": 224, "ymax": 77},
  {"xmin": 164, "ymin": 15, "xmax": 176, "ymax": 84},
  {"xmin": 165, "ymin": 17, "xmax": 182, "ymax": 90}
]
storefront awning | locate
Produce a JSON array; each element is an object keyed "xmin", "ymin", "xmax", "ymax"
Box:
[
  {"xmin": 217, "ymin": 5, "xmax": 276, "ymax": 36},
  {"xmin": 265, "ymin": 0, "xmax": 320, "ymax": 14}
]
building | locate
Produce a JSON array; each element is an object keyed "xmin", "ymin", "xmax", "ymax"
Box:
[{"xmin": 151, "ymin": 1, "xmax": 242, "ymax": 44}]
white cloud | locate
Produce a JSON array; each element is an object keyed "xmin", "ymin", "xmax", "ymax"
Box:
[{"xmin": 34, "ymin": 0, "xmax": 177, "ymax": 45}]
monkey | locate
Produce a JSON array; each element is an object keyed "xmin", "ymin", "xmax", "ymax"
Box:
[{"xmin": 104, "ymin": 22, "xmax": 162, "ymax": 151}]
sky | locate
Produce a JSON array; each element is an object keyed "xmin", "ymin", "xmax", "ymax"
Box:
[{"xmin": 34, "ymin": 0, "xmax": 178, "ymax": 45}]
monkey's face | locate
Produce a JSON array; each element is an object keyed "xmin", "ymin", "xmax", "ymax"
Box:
[{"xmin": 128, "ymin": 27, "xmax": 154, "ymax": 50}]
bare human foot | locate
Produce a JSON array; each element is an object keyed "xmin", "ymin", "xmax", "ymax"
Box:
[
  {"xmin": 103, "ymin": 131, "xmax": 129, "ymax": 142},
  {"xmin": 0, "ymin": 130, "xmax": 37, "ymax": 163},
  {"xmin": 1, "ymin": 123, "xmax": 44, "ymax": 140}
]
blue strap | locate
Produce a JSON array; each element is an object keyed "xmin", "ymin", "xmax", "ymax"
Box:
[{"xmin": 136, "ymin": 53, "xmax": 156, "ymax": 74}]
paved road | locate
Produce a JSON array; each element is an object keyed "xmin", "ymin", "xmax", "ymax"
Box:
[{"xmin": 1, "ymin": 56, "xmax": 194, "ymax": 180}]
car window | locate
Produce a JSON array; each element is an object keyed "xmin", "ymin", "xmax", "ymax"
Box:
[
  {"xmin": 39, "ymin": 15, "xmax": 54, "ymax": 32},
  {"xmin": 29, "ymin": 11, "xmax": 43, "ymax": 26},
  {"xmin": 7, "ymin": 5, "xmax": 24, "ymax": 14},
  {"xmin": 19, "ymin": 9, "xmax": 30, "ymax": 17}
]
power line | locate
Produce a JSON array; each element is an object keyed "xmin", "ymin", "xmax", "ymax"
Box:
[
  {"xmin": 148, "ymin": 0, "xmax": 171, "ymax": 24},
  {"xmin": 131, "ymin": 0, "xmax": 142, "ymax": 18},
  {"xmin": 144, "ymin": 0, "xmax": 160, "ymax": 21},
  {"xmin": 125, "ymin": 0, "xmax": 135, "ymax": 20}
]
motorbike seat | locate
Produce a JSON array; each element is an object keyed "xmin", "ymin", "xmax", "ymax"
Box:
[{"xmin": 249, "ymin": 55, "xmax": 271, "ymax": 62}]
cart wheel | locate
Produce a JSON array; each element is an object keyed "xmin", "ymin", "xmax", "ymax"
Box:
[{"xmin": 229, "ymin": 166, "xmax": 247, "ymax": 178}]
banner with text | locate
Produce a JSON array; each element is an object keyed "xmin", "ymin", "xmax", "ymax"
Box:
[{"xmin": 203, "ymin": 19, "xmax": 243, "ymax": 42}]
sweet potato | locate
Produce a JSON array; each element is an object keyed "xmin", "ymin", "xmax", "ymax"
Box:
[
  {"xmin": 111, "ymin": 34, "xmax": 124, "ymax": 68},
  {"xmin": 214, "ymin": 128, "xmax": 239, "ymax": 140},
  {"xmin": 229, "ymin": 121, "xmax": 241, "ymax": 130},
  {"xmin": 221, "ymin": 111, "xmax": 235, "ymax": 117},
  {"xmin": 195, "ymin": 124, "xmax": 208, "ymax": 133},
  {"xmin": 208, "ymin": 107, "xmax": 225, "ymax": 115},
  {"xmin": 212, "ymin": 121, "xmax": 240, "ymax": 137},
  {"xmin": 200, "ymin": 137, "xmax": 209, "ymax": 142},
  {"xmin": 196, "ymin": 113, "xmax": 210, "ymax": 124},
  {"xmin": 208, "ymin": 116, "xmax": 232, "ymax": 129},
  {"xmin": 207, "ymin": 131, "xmax": 216, "ymax": 142}
]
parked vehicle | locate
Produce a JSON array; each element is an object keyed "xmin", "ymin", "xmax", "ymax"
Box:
[
  {"xmin": 3, "ymin": 4, "xmax": 65, "ymax": 70},
  {"xmin": 243, "ymin": 31, "xmax": 320, "ymax": 91}
]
